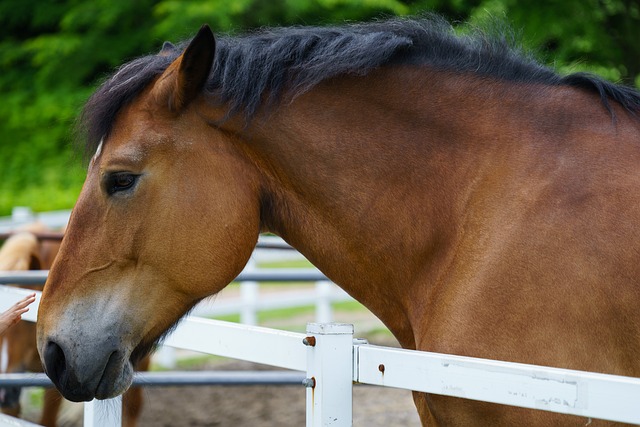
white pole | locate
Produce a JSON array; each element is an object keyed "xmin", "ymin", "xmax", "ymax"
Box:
[
  {"xmin": 305, "ymin": 323, "xmax": 354, "ymax": 426},
  {"xmin": 84, "ymin": 397, "xmax": 122, "ymax": 427},
  {"xmin": 11, "ymin": 207, "xmax": 33, "ymax": 225},
  {"xmin": 240, "ymin": 257, "xmax": 259, "ymax": 325},
  {"xmin": 315, "ymin": 281, "xmax": 333, "ymax": 323},
  {"xmin": 154, "ymin": 345, "xmax": 177, "ymax": 369}
]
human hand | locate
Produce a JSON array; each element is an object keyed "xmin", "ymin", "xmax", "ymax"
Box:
[{"xmin": 0, "ymin": 293, "xmax": 36, "ymax": 335}]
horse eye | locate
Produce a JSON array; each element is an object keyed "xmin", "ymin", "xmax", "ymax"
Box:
[{"xmin": 105, "ymin": 173, "xmax": 139, "ymax": 195}]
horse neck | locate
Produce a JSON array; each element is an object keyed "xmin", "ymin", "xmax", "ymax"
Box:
[{"xmin": 228, "ymin": 67, "xmax": 583, "ymax": 347}]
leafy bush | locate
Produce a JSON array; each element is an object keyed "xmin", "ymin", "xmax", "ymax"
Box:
[{"xmin": 1, "ymin": 0, "xmax": 638, "ymax": 215}]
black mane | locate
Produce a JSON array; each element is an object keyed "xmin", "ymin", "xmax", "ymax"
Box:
[{"xmin": 79, "ymin": 15, "xmax": 640, "ymax": 156}]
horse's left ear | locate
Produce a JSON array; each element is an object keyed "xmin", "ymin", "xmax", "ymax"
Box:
[{"xmin": 152, "ymin": 24, "xmax": 216, "ymax": 112}]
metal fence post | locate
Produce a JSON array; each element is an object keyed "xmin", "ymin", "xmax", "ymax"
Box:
[
  {"xmin": 305, "ymin": 323, "xmax": 354, "ymax": 427},
  {"xmin": 84, "ymin": 397, "xmax": 122, "ymax": 427}
]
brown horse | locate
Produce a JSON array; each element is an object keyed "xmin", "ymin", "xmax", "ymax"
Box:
[
  {"xmin": 36, "ymin": 16, "xmax": 640, "ymax": 426},
  {"xmin": 0, "ymin": 230, "xmax": 149, "ymax": 427},
  {"xmin": 0, "ymin": 231, "xmax": 57, "ymax": 425}
]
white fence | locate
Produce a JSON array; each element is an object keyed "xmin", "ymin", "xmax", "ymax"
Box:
[
  {"xmin": 1, "ymin": 281, "xmax": 640, "ymax": 426},
  {"xmin": 0, "ymin": 208, "xmax": 71, "ymax": 233}
]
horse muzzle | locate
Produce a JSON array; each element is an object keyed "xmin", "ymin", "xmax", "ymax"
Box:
[
  {"xmin": 38, "ymin": 298, "xmax": 137, "ymax": 402},
  {"xmin": 42, "ymin": 335, "xmax": 132, "ymax": 402}
]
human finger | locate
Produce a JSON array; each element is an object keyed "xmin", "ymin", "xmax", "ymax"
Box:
[
  {"xmin": 11, "ymin": 295, "xmax": 36, "ymax": 310},
  {"xmin": 15, "ymin": 307, "xmax": 29, "ymax": 316}
]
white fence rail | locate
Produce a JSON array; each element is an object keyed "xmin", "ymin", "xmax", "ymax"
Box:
[
  {"xmin": 1, "ymin": 282, "xmax": 640, "ymax": 426},
  {"xmin": 0, "ymin": 208, "xmax": 71, "ymax": 233}
]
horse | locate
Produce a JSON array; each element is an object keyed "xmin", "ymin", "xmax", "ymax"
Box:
[
  {"xmin": 36, "ymin": 16, "xmax": 640, "ymax": 426},
  {"xmin": 0, "ymin": 229, "xmax": 149, "ymax": 427}
]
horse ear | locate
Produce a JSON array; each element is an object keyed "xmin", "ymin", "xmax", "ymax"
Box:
[
  {"xmin": 152, "ymin": 24, "xmax": 216, "ymax": 112},
  {"xmin": 159, "ymin": 41, "xmax": 177, "ymax": 57}
]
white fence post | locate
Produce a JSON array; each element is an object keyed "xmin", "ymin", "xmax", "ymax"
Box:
[
  {"xmin": 11, "ymin": 207, "xmax": 34, "ymax": 225},
  {"xmin": 305, "ymin": 323, "xmax": 354, "ymax": 427},
  {"xmin": 154, "ymin": 345, "xmax": 177, "ymax": 369},
  {"xmin": 240, "ymin": 257, "xmax": 259, "ymax": 325},
  {"xmin": 84, "ymin": 397, "xmax": 122, "ymax": 427},
  {"xmin": 314, "ymin": 281, "xmax": 333, "ymax": 323}
]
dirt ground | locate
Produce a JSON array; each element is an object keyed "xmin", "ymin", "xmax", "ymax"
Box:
[{"xmin": 135, "ymin": 359, "xmax": 421, "ymax": 427}]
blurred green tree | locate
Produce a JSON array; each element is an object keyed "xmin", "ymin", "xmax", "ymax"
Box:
[{"xmin": 0, "ymin": 0, "xmax": 638, "ymax": 215}]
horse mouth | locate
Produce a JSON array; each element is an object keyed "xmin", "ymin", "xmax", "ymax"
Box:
[
  {"xmin": 44, "ymin": 340, "xmax": 134, "ymax": 402},
  {"xmin": 94, "ymin": 351, "xmax": 133, "ymax": 400}
]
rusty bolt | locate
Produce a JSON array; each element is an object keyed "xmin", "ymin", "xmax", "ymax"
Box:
[
  {"xmin": 303, "ymin": 336, "xmax": 316, "ymax": 347},
  {"xmin": 302, "ymin": 377, "xmax": 316, "ymax": 388},
  {"xmin": 378, "ymin": 364, "xmax": 385, "ymax": 373}
]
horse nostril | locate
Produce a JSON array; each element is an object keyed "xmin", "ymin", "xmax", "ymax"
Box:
[{"xmin": 44, "ymin": 340, "xmax": 67, "ymax": 386}]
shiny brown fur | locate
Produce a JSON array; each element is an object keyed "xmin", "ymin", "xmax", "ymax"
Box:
[
  {"xmin": 37, "ymin": 23, "xmax": 640, "ymax": 425},
  {"xmin": 0, "ymin": 230, "xmax": 149, "ymax": 427}
]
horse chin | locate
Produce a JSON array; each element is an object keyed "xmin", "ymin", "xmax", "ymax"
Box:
[{"xmin": 94, "ymin": 354, "xmax": 134, "ymax": 401}]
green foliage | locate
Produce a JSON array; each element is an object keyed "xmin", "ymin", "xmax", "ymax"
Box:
[{"xmin": 1, "ymin": 0, "xmax": 638, "ymax": 215}]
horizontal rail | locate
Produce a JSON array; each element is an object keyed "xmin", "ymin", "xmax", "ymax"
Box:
[
  {"xmin": 354, "ymin": 344, "xmax": 640, "ymax": 424},
  {"xmin": 162, "ymin": 317, "xmax": 307, "ymax": 371},
  {"xmin": 0, "ymin": 414, "xmax": 41, "ymax": 427},
  {"xmin": 0, "ymin": 268, "xmax": 329, "ymax": 286},
  {"xmin": 0, "ymin": 371, "xmax": 306, "ymax": 387},
  {"xmin": 0, "ymin": 208, "xmax": 71, "ymax": 233},
  {"xmin": 0, "ymin": 271, "xmax": 46, "ymax": 285},
  {"xmin": 0, "ymin": 232, "xmax": 63, "ymax": 241}
]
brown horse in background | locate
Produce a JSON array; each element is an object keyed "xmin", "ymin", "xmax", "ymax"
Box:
[
  {"xmin": 0, "ymin": 231, "xmax": 60, "ymax": 426},
  {"xmin": 0, "ymin": 229, "xmax": 149, "ymax": 427},
  {"xmin": 37, "ymin": 16, "xmax": 640, "ymax": 426}
]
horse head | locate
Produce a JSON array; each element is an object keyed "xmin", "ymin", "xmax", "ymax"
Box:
[{"xmin": 37, "ymin": 26, "xmax": 262, "ymax": 401}]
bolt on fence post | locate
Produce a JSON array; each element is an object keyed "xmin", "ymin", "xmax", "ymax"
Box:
[
  {"xmin": 305, "ymin": 322, "xmax": 354, "ymax": 427},
  {"xmin": 84, "ymin": 396, "xmax": 122, "ymax": 427}
]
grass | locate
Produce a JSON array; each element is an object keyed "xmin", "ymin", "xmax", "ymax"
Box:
[
  {"xmin": 207, "ymin": 256, "xmax": 361, "ymax": 327},
  {"xmin": 256, "ymin": 258, "xmax": 313, "ymax": 269},
  {"xmin": 204, "ymin": 300, "xmax": 368, "ymax": 330},
  {"xmin": 28, "ymin": 388, "xmax": 44, "ymax": 407}
]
